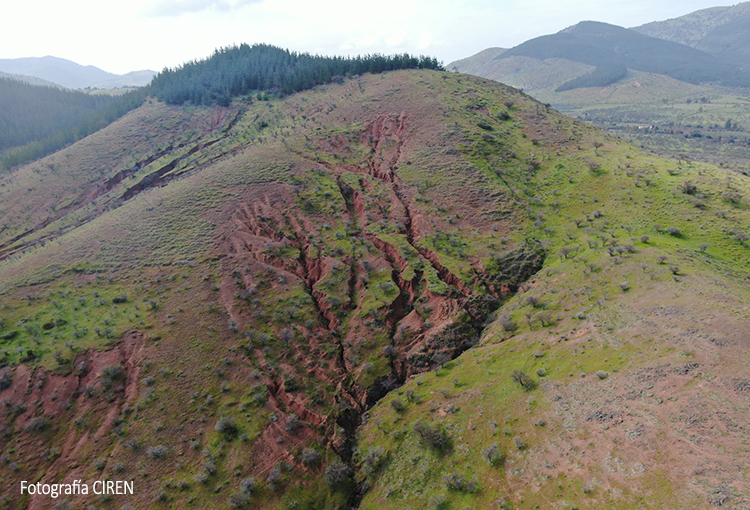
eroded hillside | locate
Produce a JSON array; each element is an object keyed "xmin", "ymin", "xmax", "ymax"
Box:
[{"xmin": 0, "ymin": 70, "xmax": 749, "ymax": 509}]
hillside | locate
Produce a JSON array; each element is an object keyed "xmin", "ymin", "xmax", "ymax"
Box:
[
  {"xmin": 1, "ymin": 69, "xmax": 750, "ymax": 510},
  {"xmin": 0, "ymin": 56, "xmax": 156, "ymax": 89},
  {"xmin": 0, "ymin": 78, "xmax": 117, "ymax": 153},
  {"xmin": 0, "ymin": 81, "xmax": 147, "ymax": 172}
]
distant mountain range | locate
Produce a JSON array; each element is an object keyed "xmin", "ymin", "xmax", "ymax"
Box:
[
  {"xmin": 0, "ymin": 56, "xmax": 156, "ymax": 89},
  {"xmin": 450, "ymin": 2, "xmax": 750, "ymax": 92}
]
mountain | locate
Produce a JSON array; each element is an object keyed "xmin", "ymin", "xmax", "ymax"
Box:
[
  {"xmin": 499, "ymin": 21, "xmax": 747, "ymax": 87},
  {"xmin": 633, "ymin": 1, "xmax": 750, "ymax": 68},
  {"xmin": 2, "ymin": 57, "xmax": 750, "ymax": 510},
  {"xmin": 450, "ymin": 19, "xmax": 750, "ymax": 94},
  {"xmin": 0, "ymin": 56, "xmax": 156, "ymax": 89}
]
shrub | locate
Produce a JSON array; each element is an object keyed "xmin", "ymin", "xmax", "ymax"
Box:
[
  {"xmin": 678, "ymin": 181, "xmax": 697, "ymax": 195},
  {"xmin": 147, "ymin": 445, "xmax": 167, "ymax": 459},
  {"xmin": 283, "ymin": 414, "xmax": 301, "ymax": 433},
  {"xmin": 325, "ymin": 460, "xmax": 352, "ymax": 487},
  {"xmin": 443, "ymin": 472, "xmax": 479, "ymax": 492},
  {"xmin": 228, "ymin": 492, "xmax": 249, "ymax": 509},
  {"xmin": 100, "ymin": 364, "xmax": 123, "ymax": 380},
  {"xmin": 500, "ymin": 314, "xmax": 518, "ymax": 332},
  {"xmin": 239, "ymin": 477, "xmax": 255, "ymax": 494},
  {"xmin": 596, "ymin": 370, "xmax": 609, "ymax": 379},
  {"xmin": 24, "ymin": 416, "xmax": 50, "ymax": 433},
  {"xmin": 511, "ymin": 370, "xmax": 536, "ymax": 390},
  {"xmin": 731, "ymin": 230, "xmax": 750, "ymax": 244},
  {"xmin": 587, "ymin": 160, "xmax": 602, "ymax": 173},
  {"xmin": 382, "ymin": 345, "xmax": 398, "ymax": 359},
  {"xmin": 413, "ymin": 420, "xmax": 451, "ymax": 450},
  {"xmin": 215, "ymin": 416, "xmax": 239, "ymax": 437},
  {"xmin": 390, "ymin": 398, "xmax": 405, "ymax": 412},
  {"xmin": 537, "ymin": 311, "xmax": 554, "ymax": 327},
  {"xmin": 665, "ymin": 226, "xmax": 681, "ymax": 237},
  {"xmin": 362, "ymin": 446, "xmax": 386, "ymax": 476},
  {"xmin": 525, "ymin": 295, "xmax": 541, "ymax": 308},
  {"xmin": 722, "ymin": 191, "xmax": 743, "ymax": 204},
  {"xmin": 481, "ymin": 443, "xmax": 505, "ymax": 466},
  {"xmin": 266, "ymin": 464, "xmax": 283, "ymax": 491},
  {"xmin": 300, "ymin": 448, "xmax": 321, "ymax": 468},
  {"xmin": 513, "ymin": 436, "xmax": 527, "ymax": 450},
  {"xmin": 0, "ymin": 369, "xmax": 12, "ymax": 390}
]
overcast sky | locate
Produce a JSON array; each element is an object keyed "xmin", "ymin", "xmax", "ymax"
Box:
[{"xmin": 1, "ymin": 0, "xmax": 738, "ymax": 75}]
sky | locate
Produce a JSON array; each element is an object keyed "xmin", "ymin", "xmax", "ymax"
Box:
[{"xmin": 1, "ymin": 0, "xmax": 740, "ymax": 75}]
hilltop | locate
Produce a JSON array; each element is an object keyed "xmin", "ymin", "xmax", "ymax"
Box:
[{"xmin": 0, "ymin": 68, "xmax": 749, "ymax": 510}]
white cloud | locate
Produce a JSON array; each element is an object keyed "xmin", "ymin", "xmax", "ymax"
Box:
[
  {"xmin": 418, "ymin": 31, "xmax": 433, "ymax": 51},
  {"xmin": 145, "ymin": 0, "xmax": 262, "ymax": 17}
]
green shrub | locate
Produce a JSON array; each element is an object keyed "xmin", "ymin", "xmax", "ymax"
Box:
[
  {"xmin": 215, "ymin": 417, "xmax": 239, "ymax": 437},
  {"xmin": 481, "ymin": 443, "xmax": 505, "ymax": 466},
  {"xmin": 510, "ymin": 370, "xmax": 536, "ymax": 390},
  {"xmin": 325, "ymin": 460, "xmax": 352, "ymax": 487},
  {"xmin": 300, "ymin": 448, "xmax": 321, "ymax": 468},
  {"xmin": 443, "ymin": 472, "xmax": 479, "ymax": 492},
  {"xmin": 362, "ymin": 446, "xmax": 386, "ymax": 476},
  {"xmin": 413, "ymin": 420, "xmax": 451, "ymax": 450}
]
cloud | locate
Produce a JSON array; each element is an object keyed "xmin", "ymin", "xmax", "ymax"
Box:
[{"xmin": 146, "ymin": 0, "xmax": 262, "ymax": 17}]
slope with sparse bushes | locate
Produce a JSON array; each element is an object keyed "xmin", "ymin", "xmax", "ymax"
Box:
[{"xmin": 0, "ymin": 67, "xmax": 750, "ymax": 510}]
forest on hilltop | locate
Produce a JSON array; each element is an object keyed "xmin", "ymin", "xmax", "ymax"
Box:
[
  {"xmin": 149, "ymin": 43, "xmax": 444, "ymax": 106},
  {"xmin": 0, "ymin": 45, "xmax": 444, "ymax": 171}
]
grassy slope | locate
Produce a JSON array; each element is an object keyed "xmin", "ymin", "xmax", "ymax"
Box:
[
  {"xmin": 0, "ymin": 70, "xmax": 749, "ymax": 509},
  {"xmin": 357, "ymin": 76, "xmax": 750, "ymax": 509}
]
